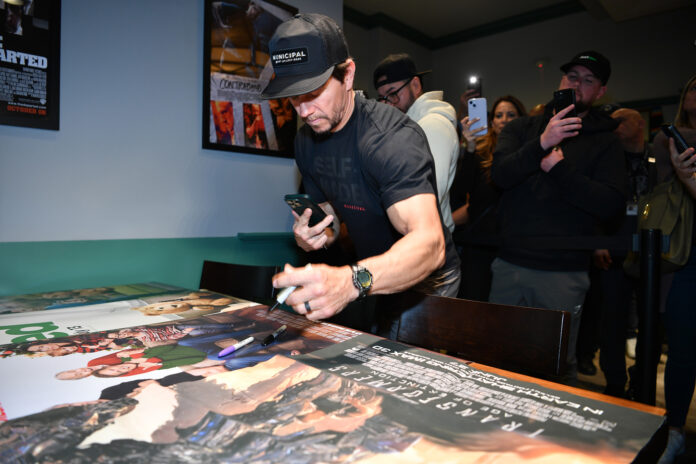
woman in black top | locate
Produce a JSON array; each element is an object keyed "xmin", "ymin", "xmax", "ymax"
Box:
[{"xmin": 450, "ymin": 95, "xmax": 526, "ymax": 300}]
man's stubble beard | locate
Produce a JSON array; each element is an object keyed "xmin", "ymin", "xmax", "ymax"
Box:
[{"xmin": 305, "ymin": 91, "xmax": 349, "ymax": 135}]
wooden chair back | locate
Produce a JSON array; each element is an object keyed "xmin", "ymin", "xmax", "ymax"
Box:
[
  {"xmin": 199, "ymin": 260, "xmax": 279, "ymax": 304},
  {"xmin": 376, "ymin": 291, "xmax": 570, "ymax": 377}
]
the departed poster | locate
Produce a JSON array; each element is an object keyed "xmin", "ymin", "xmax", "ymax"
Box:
[{"xmin": 0, "ymin": 0, "xmax": 60, "ymax": 130}]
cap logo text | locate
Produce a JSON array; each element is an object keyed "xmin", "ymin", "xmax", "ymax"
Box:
[
  {"xmin": 579, "ymin": 55, "xmax": 598, "ymax": 62},
  {"xmin": 272, "ymin": 47, "xmax": 309, "ymax": 66}
]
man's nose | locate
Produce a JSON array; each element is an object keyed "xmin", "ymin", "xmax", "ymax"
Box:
[{"xmin": 296, "ymin": 102, "xmax": 313, "ymax": 119}]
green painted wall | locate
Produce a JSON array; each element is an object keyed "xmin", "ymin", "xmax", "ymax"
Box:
[{"xmin": 0, "ymin": 233, "xmax": 302, "ymax": 296}]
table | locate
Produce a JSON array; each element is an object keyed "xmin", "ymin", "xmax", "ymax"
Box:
[{"xmin": 0, "ymin": 288, "xmax": 665, "ymax": 463}]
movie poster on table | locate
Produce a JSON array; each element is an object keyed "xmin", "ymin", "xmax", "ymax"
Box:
[
  {"xmin": 0, "ymin": 306, "xmax": 362, "ymax": 422},
  {"xmin": 0, "ymin": 328, "xmax": 664, "ymax": 462},
  {"xmin": 203, "ymin": 0, "xmax": 298, "ymax": 158},
  {"xmin": 0, "ymin": 290, "xmax": 256, "ymax": 346},
  {"xmin": 0, "ymin": 0, "xmax": 60, "ymax": 130}
]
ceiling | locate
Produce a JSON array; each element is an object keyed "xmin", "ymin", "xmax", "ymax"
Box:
[{"xmin": 343, "ymin": 0, "xmax": 695, "ymax": 49}]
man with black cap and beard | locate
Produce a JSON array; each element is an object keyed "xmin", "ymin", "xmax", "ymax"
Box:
[
  {"xmin": 489, "ymin": 50, "xmax": 627, "ymax": 383},
  {"xmin": 261, "ymin": 13, "xmax": 460, "ymax": 323},
  {"xmin": 373, "ymin": 54, "xmax": 459, "ymax": 234}
]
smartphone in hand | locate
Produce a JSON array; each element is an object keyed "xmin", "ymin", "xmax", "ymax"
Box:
[
  {"xmin": 284, "ymin": 194, "xmax": 332, "ymax": 228},
  {"xmin": 466, "ymin": 76, "xmax": 482, "ymax": 98},
  {"xmin": 553, "ymin": 89, "xmax": 577, "ymax": 118},
  {"xmin": 467, "ymin": 97, "xmax": 488, "ymax": 136},
  {"xmin": 661, "ymin": 124, "xmax": 692, "ymax": 153}
]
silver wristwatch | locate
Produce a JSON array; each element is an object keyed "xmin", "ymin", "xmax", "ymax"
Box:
[{"xmin": 350, "ymin": 264, "xmax": 373, "ymax": 299}]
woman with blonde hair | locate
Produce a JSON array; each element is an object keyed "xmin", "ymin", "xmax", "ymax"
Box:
[{"xmin": 654, "ymin": 74, "xmax": 696, "ymax": 464}]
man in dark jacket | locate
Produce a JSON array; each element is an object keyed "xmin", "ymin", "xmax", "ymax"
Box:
[{"xmin": 489, "ymin": 51, "xmax": 626, "ymax": 382}]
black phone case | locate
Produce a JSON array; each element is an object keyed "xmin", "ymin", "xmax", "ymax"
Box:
[
  {"xmin": 284, "ymin": 194, "xmax": 329, "ymax": 228},
  {"xmin": 553, "ymin": 89, "xmax": 577, "ymax": 118},
  {"xmin": 661, "ymin": 125, "xmax": 691, "ymax": 153}
]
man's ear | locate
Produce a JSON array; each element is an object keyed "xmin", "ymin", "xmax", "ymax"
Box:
[
  {"xmin": 410, "ymin": 76, "xmax": 423, "ymax": 96},
  {"xmin": 596, "ymin": 85, "xmax": 607, "ymax": 100},
  {"xmin": 637, "ymin": 116, "xmax": 646, "ymax": 131},
  {"xmin": 344, "ymin": 59, "xmax": 356, "ymax": 89}
]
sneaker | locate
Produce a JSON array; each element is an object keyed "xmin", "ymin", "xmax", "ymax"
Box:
[
  {"xmin": 658, "ymin": 428, "xmax": 686, "ymax": 464},
  {"xmin": 626, "ymin": 337, "xmax": 637, "ymax": 359}
]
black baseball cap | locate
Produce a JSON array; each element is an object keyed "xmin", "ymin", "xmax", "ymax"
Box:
[
  {"xmin": 261, "ymin": 13, "xmax": 349, "ymax": 99},
  {"xmin": 560, "ymin": 50, "xmax": 611, "ymax": 85},
  {"xmin": 373, "ymin": 53, "xmax": 431, "ymax": 89}
]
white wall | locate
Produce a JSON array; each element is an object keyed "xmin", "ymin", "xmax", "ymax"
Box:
[
  {"xmin": 346, "ymin": 6, "xmax": 696, "ymax": 120},
  {"xmin": 0, "ymin": 0, "xmax": 342, "ymax": 243}
]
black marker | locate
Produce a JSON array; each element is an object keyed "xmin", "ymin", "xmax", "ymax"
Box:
[{"xmin": 261, "ymin": 325, "xmax": 287, "ymax": 346}]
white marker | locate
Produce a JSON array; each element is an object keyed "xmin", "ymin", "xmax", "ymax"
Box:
[{"xmin": 268, "ymin": 263, "xmax": 312, "ymax": 312}]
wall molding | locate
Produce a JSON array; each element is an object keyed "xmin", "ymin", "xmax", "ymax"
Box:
[{"xmin": 344, "ymin": 1, "xmax": 585, "ymax": 50}]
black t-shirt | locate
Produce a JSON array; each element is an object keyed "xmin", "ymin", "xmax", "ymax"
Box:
[{"xmin": 294, "ymin": 93, "xmax": 459, "ymax": 280}]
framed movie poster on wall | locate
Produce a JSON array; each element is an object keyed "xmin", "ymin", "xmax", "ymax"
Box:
[
  {"xmin": 0, "ymin": 0, "xmax": 60, "ymax": 130},
  {"xmin": 203, "ymin": 0, "xmax": 298, "ymax": 158}
]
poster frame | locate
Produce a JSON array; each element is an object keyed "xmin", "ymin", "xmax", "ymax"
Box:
[
  {"xmin": 202, "ymin": 0, "xmax": 298, "ymax": 159},
  {"xmin": 0, "ymin": 0, "xmax": 61, "ymax": 131}
]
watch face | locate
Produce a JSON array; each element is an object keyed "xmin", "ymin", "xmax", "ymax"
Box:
[{"xmin": 357, "ymin": 270, "xmax": 372, "ymax": 288}]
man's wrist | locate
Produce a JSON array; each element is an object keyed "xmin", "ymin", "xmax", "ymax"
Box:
[{"xmin": 350, "ymin": 263, "xmax": 373, "ymax": 300}]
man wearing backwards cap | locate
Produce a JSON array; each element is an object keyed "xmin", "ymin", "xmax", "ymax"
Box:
[
  {"xmin": 263, "ymin": 13, "xmax": 460, "ymax": 321},
  {"xmin": 373, "ymin": 54, "xmax": 459, "ymax": 233},
  {"xmin": 489, "ymin": 50, "xmax": 626, "ymax": 382}
]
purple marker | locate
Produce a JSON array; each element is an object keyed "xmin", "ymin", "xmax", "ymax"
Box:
[{"xmin": 217, "ymin": 336, "xmax": 254, "ymax": 358}]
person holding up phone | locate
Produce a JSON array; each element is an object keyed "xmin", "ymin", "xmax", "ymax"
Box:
[
  {"xmin": 261, "ymin": 14, "xmax": 460, "ymax": 323},
  {"xmin": 488, "ymin": 50, "xmax": 627, "ymax": 384},
  {"xmin": 450, "ymin": 95, "xmax": 527, "ymax": 301},
  {"xmin": 651, "ymin": 74, "xmax": 696, "ymax": 464}
]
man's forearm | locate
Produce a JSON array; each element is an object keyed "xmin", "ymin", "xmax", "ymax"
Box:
[
  {"xmin": 492, "ymin": 137, "xmax": 547, "ymax": 189},
  {"xmin": 359, "ymin": 227, "xmax": 445, "ymax": 296}
]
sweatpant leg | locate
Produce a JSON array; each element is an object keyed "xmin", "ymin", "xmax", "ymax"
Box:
[
  {"xmin": 488, "ymin": 258, "xmax": 529, "ymax": 307},
  {"xmin": 490, "ymin": 258, "xmax": 589, "ymax": 381},
  {"xmin": 524, "ymin": 269, "xmax": 590, "ymax": 381}
]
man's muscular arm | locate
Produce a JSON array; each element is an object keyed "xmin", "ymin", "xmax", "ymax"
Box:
[{"xmin": 273, "ymin": 193, "xmax": 445, "ymax": 320}]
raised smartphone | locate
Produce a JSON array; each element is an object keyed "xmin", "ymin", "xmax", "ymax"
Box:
[
  {"xmin": 466, "ymin": 76, "xmax": 482, "ymax": 97},
  {"xmin": 553, "ymin": 88, "xmax": 577, "ymax": 118},
  {"xmin": 661, "ymin": 124, "xmax": 692, "ymax": 153},
  {"xmin": 284, "ymin": 194, "xmax": 331, "ymax": 228},
  {"xmin": 467, "ymin": 97, "xmax": 488, "ymax": 136}
]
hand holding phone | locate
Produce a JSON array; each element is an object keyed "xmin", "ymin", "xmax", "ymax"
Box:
[
  {"xmin": 661, "ymin": 124, "xmax": 692, "ymax": 153},
  {"xmin": 467, "ymin": 97, "xmax": 488, "ymax": 136},
  {"xmin": 540, "ymin": 91, "xmax": 582, "ymax": 150},
  {"xmin": 466, "ymin": 76, "xmax": 482, "ymax": 98},
  {"xmin": 284, "ymin": 194, "xmax": 332, "ymax": 228},
  {"xmin": 553, "ymin": 89, "xmax": 577, "ymax": 118},
  {"xmin": 662, "ymin": 125, "xmax": 696, "ymax": 175}
]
